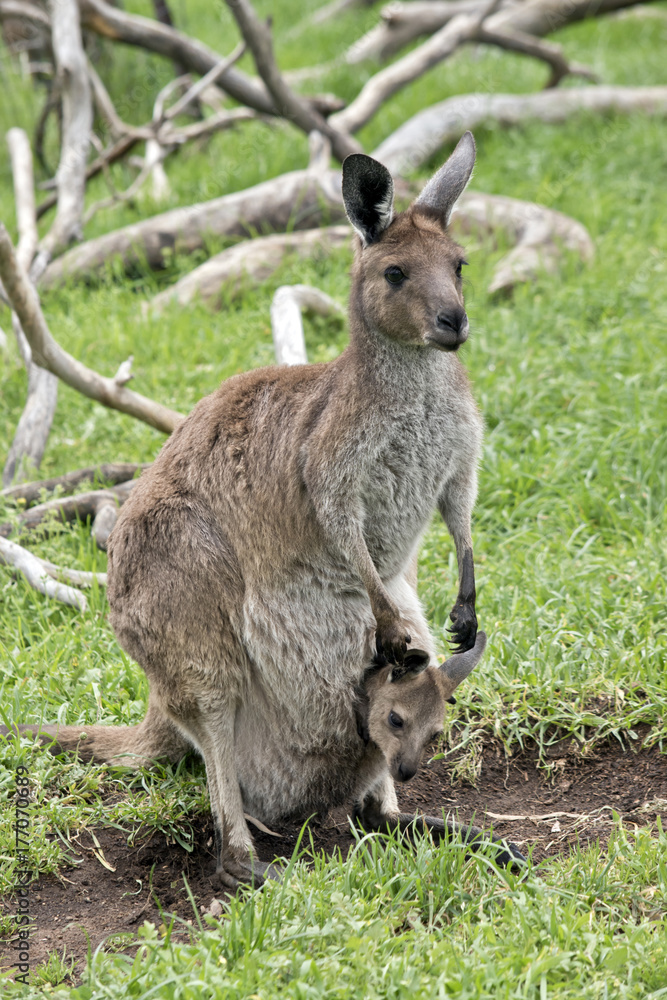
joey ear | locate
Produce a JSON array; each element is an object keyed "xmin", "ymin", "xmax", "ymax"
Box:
[
  {"xmin": 390, "ymin": 648, "xmax": 430, "ymax": 683},
  {"xmin": 439, "ymin": 630, "xmax": 486, "ymax": 691},
  {"xmin": 414, "ymin": 131, "xmax": 476, "ymax": 225},
  {"xmin": 342, "ymin": 153, "xmax": 394, "ymax": 246}
]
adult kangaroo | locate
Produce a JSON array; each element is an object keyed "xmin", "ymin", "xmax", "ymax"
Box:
[{"xmin": 3, "ymin": 133, "xmax": 523, "ymax": 884}]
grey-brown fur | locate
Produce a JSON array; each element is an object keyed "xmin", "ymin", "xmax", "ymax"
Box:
[{"xmin": 1, "ymin": 134, "xmax": 524, "ymax": 882}]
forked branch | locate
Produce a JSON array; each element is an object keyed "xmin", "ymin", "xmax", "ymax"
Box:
[
  {"xmin": 0, "ymin": 225, "xmax": 185, "ymax": 434},
  {"xmin": 224, "ymin": 0, "xmax": 361, "ymax": 161}
]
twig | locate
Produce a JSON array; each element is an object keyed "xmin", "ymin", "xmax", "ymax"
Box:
[
  {"xmin": 224, "ymin": 0, "xmax": 361, "ymax": 162},
  {"xmin": 163, "ymin": 40, "xmax": 246, "ymax": 121},
  {"xmin": 0, "ymin": 225, "xmax": 185, "ymax": 434},
  {"xmin": 0, "ymin": 536, "xmax": 88, "ymax": 611}
]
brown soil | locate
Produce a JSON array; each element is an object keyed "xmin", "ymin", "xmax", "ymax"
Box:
[{"xmin": 1, "ymin": 737, "xmax": 665, "ymax": 984}]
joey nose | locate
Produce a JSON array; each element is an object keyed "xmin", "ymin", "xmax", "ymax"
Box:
[{"xmin": 397, "ymin": 762, "xmax": 417, "ymax": 782}]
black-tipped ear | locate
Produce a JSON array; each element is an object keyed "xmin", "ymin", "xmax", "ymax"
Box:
[
  {"xmin": 390, "ymin": 648, "xmax": 430, "ymax": 682},
  {"xmin": 342, "ymin": 153, "xmax": 394, "ymax": 246},
  {"xmin": 414, "ymin": 131, "xmax": 476, "ymax": 225}
]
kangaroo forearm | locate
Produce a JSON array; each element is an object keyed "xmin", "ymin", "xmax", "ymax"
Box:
[{"xmin": 455, "ymin": 546, "xmax": 476, "ymax": 606}]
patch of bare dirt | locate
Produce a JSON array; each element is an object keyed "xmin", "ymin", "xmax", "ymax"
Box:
[{"xmin": 1, "ymin": 738, "xmax": 665, "ymax": 984}]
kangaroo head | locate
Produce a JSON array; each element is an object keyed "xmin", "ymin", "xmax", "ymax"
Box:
[
  {"xmin": 342, "ymin": 132, "xmax": 476, "ymax": 353},
  {"xmin": 361, "ymin": 632, "xmax": 487, "ymax": 783}
]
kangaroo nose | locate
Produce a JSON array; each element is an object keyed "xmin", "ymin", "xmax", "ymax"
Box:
[
  {"xmin": 436, "ymin": 307, "xmax": 467, "ymax": 334},
  {"xmin": 398, "ymin": 762, "xmax": 417, "ymax": 782}
]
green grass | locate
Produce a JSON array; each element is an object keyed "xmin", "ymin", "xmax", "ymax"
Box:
[{"xmin": 1, "ymin": 0, "xmax": 667, "ymax": 994}]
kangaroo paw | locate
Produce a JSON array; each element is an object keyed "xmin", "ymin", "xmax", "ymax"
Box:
[{"xmin": 212, "ymin": 855, "xmax": 281, "ymax": 891}]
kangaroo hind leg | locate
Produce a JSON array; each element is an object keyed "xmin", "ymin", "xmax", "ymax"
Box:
[{"xmin": 175, "ymin": 701, "xmax": 270, "ymax": 890}]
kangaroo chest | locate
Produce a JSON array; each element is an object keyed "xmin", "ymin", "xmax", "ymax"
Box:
[{"xmin": 358, "ymin": 390, "xmax": 472, "ymax": 576}]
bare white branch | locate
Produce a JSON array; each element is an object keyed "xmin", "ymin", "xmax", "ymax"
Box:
[
  {"xmin": 0, "ymin": 536, "xmax": 88, "ymax": 611},
  {"xmin": 0, "ymin": 225, "xmax": 185, "ymax": 434},
  {"xmin": 271, "ymin": 284, "xmax": 345, "ymax": 366}
]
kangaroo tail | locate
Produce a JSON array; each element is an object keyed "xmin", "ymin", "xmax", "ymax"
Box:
[{"xmin": 0, "ymin": 701, "xmax": 190, "ymax": 767}]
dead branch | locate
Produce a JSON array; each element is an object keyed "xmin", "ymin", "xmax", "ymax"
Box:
[
  {"xmin": 271, "ymin": 284, "xmax": 345, "ymax": 366},
  {"xmin": 350, "ymin": 0, "xmax": 651, "ymax": 63},
  {"xmin": 329, "ymin": 0, "xmax": 502, "ymax": 135},
  {"xmin": 0, "ymin": 0, "xmax": 50, "ymax": 28},
  {"xmin": 149, "ymin": 225, "xmax": 351, "ymax": 314},
  {"xmin": 7, "ymin": 128, "xmax": 38, "ymax": 269},
  {"xmin": 1, "ymin": 462, "xmax": 148, "ymax": 508},
  {"xmin": 79, "ymin": 0, "xmax": 274, "ymax": 114},
  {"xmin": 34, "ymin": 556, "xmax": 107, "ymax": 588},
  {"xmin": 91, "ymin": 502, "xmax": 118, "ymax": 550},
  {"xmin": 0, "ymin": 536, "xmax": 88, "ymax": 611},
  {"xmin": 3, "ymin": 128, "xmax": 59, "ymax": 488},
  {"xmin": 488, "ymin": 0, "xmax": 651, "ymax": 36},
  {"xmin": 372, "ymin": 86, "xmax": 667, "ymax": 175},
  {"xmin": 36, "ymin": 134, "xmax": 140, "ymax": 221},
  {"xmin": 311, "ymin": 0, "xmax": 376, "ymax": 25},
  {"xmin": 224, "ymin": 0, "xmax": 360, "ymax": 162},
  {"xmin": 39, "ymin": 167, "xmax": 346, "ymax": 288},
  {"xmin": 0, "ymin": 481, "xmax": 136, "ymax": 540},
  {"xmin": 78, "ymin": 0, "xmax": 339, "ymax": 121},
  {"xmin": 0, "ymin": 225, "xmax": 185, "ymax": 433},
  {"xmin": 35, "ymin": 0, "xmax": 92, "ymax": 267},
  {"xmin": 347, "ymin": 0, "xmax": 494, "ymax": 63},
  {"xmin": 475, "ymin": 26, "xmax": 597, "ymax": 88},
  {"xmin": 452, "ymin": 190, "xmax": 595, "ymax": 295}
]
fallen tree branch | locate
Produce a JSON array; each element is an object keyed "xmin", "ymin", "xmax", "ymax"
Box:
[
  {"xmin": 0, "ymin": 536, "xmax": 88, "ymax": 611},
  {"xmin": 35, "ymin": 0, "xmax": 92, "ymax": 267},
  {"xmin": 3, "ymin": 128, "xmax": 59, "ymax": 487},
  {"xmin": 0, "ymin": 225, "xmax": 185, "ymax": 433},
  {"xmin": 271, "ymin": 284, "xmax": 345, "ymax": 366},
  {"xmin": 1, "ymin": 462, "xmax": 148, "ymax": 508},
  {"xmin": 349, "ymin": 0, "xmax": 652, "ymax": 63},
  {"xmin": 78, "ymin": 0, "xmax": 341, "ymax": 121},
  {"xmin": 39, "ymin": 167, "xmax": 346, "ymax": 288},
  {"xmin": 149, "ymin": 225, "xmax": 351, "ymax": 314},
  {"xmin": 0, "ymin": 481, "xmax": 136, "ymax": 540},
  {"xmin": 475, "ymin": 26, "xmax": 597, "ymax": 88},
  {"xmin": 224, "ymin": 0, "xmax": 361, "ymax": 162},
  {"xmin": 372, "ymin": 86, "xmax": 667, "ymax": 175},
  {"xmin": 34, "ymin": 555, "xmax": 107, "ymax": 588},
  {"xmin": 452, "ymin": 190, "xmax": 595, "ymax": 294},
  {"xmin": 329, "ymin": 0, "xmax": 503, "ymax": 135}
]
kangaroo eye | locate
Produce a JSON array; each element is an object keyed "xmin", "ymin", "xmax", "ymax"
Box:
[
  {"xmin": 388, "ymin": 711, "xmax": 404, "ymax": 729},
  {"xmin": 455, "ymin": 259, "xmax": 468, "ymax": 279},
  {"xmin": 384, "ymin": 266, "xmax": 406, "ymax": 285}
]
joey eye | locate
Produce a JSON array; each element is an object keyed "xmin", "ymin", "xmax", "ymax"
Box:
[
  {"xmin": 384, "ymin": 266, "xmax": 406, "ymax": 285},
  {"xmin": 455, "ymin": 259, "xmax": 468, "ymax": 279},
  {"xmin": 388, "ymin": 711, "xmax": 404, "ymax": 729}
]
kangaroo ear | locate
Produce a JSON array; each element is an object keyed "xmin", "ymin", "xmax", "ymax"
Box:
[
  {"xmin": 390, "ymin": 648, "xmax": 430, "ymax": 682},
  {"xmin": 439, "ymin": 630, "xmax": 486, "ymax": 692},
  {"xmin": 414, "ymin": 131, "xmax": 476, "ymax": 225},
  {"xmin": 342, "ymin": 153, "xmax": 394, "ymax": 246}
]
